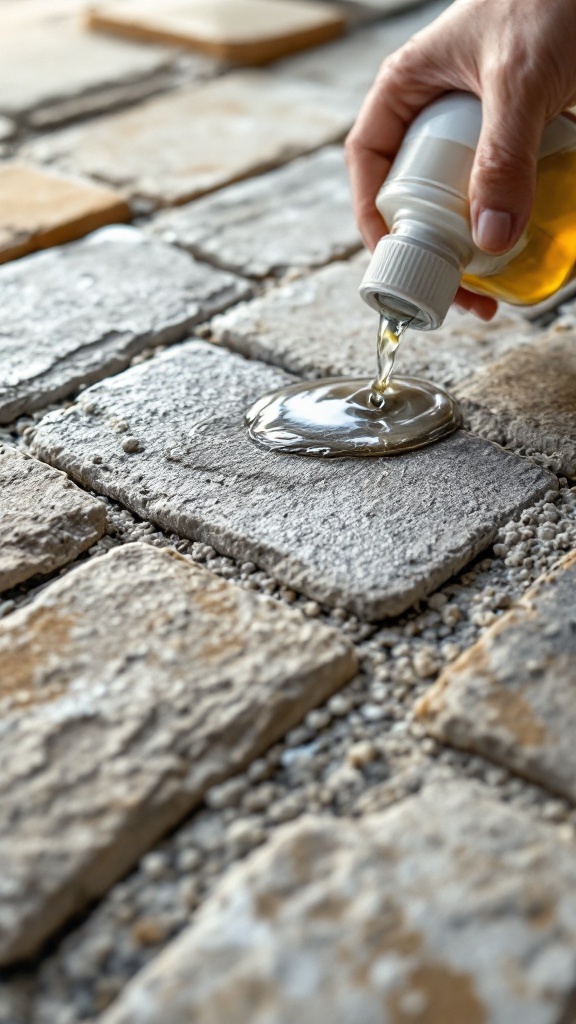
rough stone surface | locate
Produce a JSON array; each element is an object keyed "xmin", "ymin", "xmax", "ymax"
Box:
[
  {"xmin": 210, "ymin": 255, "xmax": 538, "ymax": 386},
  {"xmin": 150, "ymin": 147, "xmax": 361, "ymax": 278},
  {"xmin": 0, "ymin": 445, "xmax": 106, "ymax": 592},
  {"xmin": 0, "ymin": 225, "xmax": 249, "ymax": 423},
  {"xmin": 455, "ymin": 329, "xmax": 576, "ymax": 477},
  {"xmin": 31, "ymin": 340, "xmax": 554, "ymax": 620},
  {"xmin": 0, "ymin": 0, "xmax": 175, "ymax": 122},
  {"xmin": 88, "ymin": 0, "xmax": 346, "ymax": 64},
  {"xmin": 102, "ymin": 779, "xmax": 576, "ymax": 1024},
  {"xmin": 0, "ymin": 542, "xmax": 356, "ymax": 965},
  {"xmin": 24, "ymin": 73, "xmax": 354, "ymax": 205},
  {"xmin": 0, "ymin": 162, "xmax": 130, "ymax": 265},
  {"xmin": 417, "ymin": 551, "xmax": 576, "ymax": 803}
]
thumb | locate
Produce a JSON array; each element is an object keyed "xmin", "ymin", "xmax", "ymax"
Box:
[{"xmin": 469, "ymin": 86, "xmax": 546, "ymax": 254}]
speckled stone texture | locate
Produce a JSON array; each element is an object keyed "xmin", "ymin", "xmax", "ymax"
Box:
[
  {"xmin": 150, "ymin": 147, "xmax": 361, "ymax": 278},
  {"xmin": 0, "ymin": 225, "xmax": 249, "ymax": 423},
  {"xmin": 0, "ymin": 542, "xmax": 356, "ymax": 965},
  {"xmin": 210, "ymin": 255, "xmax": 538, "ymax": 387},
  {"xmin": 101, "ymin": 779, "xmax": 576, "ymax": 1024},
  {"xmin": 0, "ymin": 445, "xmax": 106, "ymax": 592},
  {"xmin": 31, "ymin": 340, "xmax": 554, "ymax": 620},
  {"xmin": 417, "ymin": 550, "xmax": 576, "ymax": 802},
  {"xmin": 23, "ymin": 73, "xmax": 354, "ymax": 205},
  {"xmin": 455, "ymin": 328, "xmax": 576, "ymax": 476}
]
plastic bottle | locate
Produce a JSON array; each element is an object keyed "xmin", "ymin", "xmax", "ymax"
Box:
[{"xmin": 359, "ymin": 91, "xmax": 576, "ymax": 329}]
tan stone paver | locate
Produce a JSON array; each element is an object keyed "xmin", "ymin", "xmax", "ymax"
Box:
[
  {"xmin": 0, "ymin": 542, "xmax": 356, "ymax": 965},
  {"xmin": 417, "ymin": 550, "xmax": 576, "ymax": 803},
  {"xmin": 31, "ymin": 340, "xmax": 554, "ymax": 620},
  {"xmin": 211, "ymin": 254, "xmax": 538, "ymax": 386},
  {"xmin": 0, "ymin": 162, "xmax": 130, "ymax": 265},
  {"xmin": 0, "ymin": 225, "xmax": 250, "ymax": 423},
  {"xmin": 102, "ymin": 779, "xmax": 576, "ymax": 1024},
  {"xmin": 88, "ymin": 0, "xmax": 346, "ymax": 64},
  {"xmin": 455, "ymin": 327, "xmax": 576, "ymax": 476},
  {"xmin": 0, "ymin": 445, "xmax": 106, "ymax": 592},
  {"xmin": 23, "ymin": 73, "xmax": 354, "ymax": 205},
  {"xmin": 150, "ymin": 147, "xmax": 361, "ymax": 277}
]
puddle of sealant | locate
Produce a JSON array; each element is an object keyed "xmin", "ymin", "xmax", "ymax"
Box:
[{"xmin": 245, "ymin": 312, "xmax": 463, "ymax": 457}]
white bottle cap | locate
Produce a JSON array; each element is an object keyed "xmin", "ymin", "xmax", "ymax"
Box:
[{"xmin": 359, "ymin": 235, "xmax": 463, "ymax": 330}]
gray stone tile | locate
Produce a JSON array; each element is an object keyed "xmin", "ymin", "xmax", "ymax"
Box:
[
  {"xmin": 210, "ymin": 255, "xmax": 538, "ymax": 387},
  {"xmin": 150, "ymin": 147, "xmax": 361, "ymax": 278},
  {"xmin": 101, "ymin": 779, "xmax": 576, "ymax": 1024},
  {"xmin": 23, "ymin": 73, "xmax": 355, "ymax": 206},
  {"xmin": 0, "ymin": 542, "xmax": 356, "ymax": 965},
  {"xmin": 417, "ymin": 551, "xmax": 576, "ymax": 802},
  {"xmin": 31, "ymin": 340, "xmax": 553, "ymax": 620},
  {"xmin": 455, "ymin": 327, "xmax": 576, "ymax": 476},
  {"xmin": 0, "ymin": 225, "xmax": 249, "ymax": 423},
  {"xmin": 0, "ymin": 445, "xmax": 106, "ymax": 592}
]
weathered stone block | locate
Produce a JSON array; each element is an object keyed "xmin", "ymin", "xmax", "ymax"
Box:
[
  {"xmin": 0, "ymin": 542, "xmax": 356, "ymax": 965},
  {"xmin": 417, "ymin": 550, "xmax": 576, "ymax": 802},
  {"xmin": 31, "ymin": 340, "xmax": 554, "ymax": 620},
  {"xmin": 0, "ymin": 225, "xmax": 249, "ymax": 423},
  {"xmin": 455, "ymin": 329, "xmax": 576, "ymax": 476},
  {"xmin": 0, "ymin": 445, "xmax": 106, "ymax": 592},
  {"xmin": 101, "ymin": 780, "xmax": 576, "ymax": 1024},
  {"xmin": 23, "ymin": 73, "xmax": 354, "ymax": 205},
  {"xmin": 0, "ymin": 162, "xmax": 130, "ymax": 265},
  {"xmin": 150, "ymin": 147, "xmax": 361, "ymax": 278}
]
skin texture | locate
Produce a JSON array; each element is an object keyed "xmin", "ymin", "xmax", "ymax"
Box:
[{"xmin": 346, "ymin": 0, "xmax": 576, "ymax": 319}]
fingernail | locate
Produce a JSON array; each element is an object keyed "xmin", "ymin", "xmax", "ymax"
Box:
[{"xmin": 474, "ymin": 208, "xmax": 514, "ymax": 253}]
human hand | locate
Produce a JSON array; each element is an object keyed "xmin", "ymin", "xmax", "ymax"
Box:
[{"xmin": 345, "ymin": 0, "xmax": 576, "ymax": 320}]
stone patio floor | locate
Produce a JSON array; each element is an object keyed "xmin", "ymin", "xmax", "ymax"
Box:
[{"xmin": 2, "ymin": 1, "xmax": 576, "ymax": 1022}]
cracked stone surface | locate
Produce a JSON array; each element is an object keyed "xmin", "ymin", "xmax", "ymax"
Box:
[
  {"xmin": 150, "ymin": 147, "xmax": 361, "ymax": 278},
  {"xmin": 0, "ymin": 162, "xmax": 130, "ymax": 265},
  {"xmin": 210, "ymin": 255, "xmax": 538, "ymax": 387},
  {"xmin": 23, "ymin": 73, "xmax": 354, "ymax": 205},
  {"xmin": 0, "ymin": 445, "xmax": 106, "ymax": 592},
  {"xmin": 455, "ymin": 328, "xmax": 576, "ymax": 477},
  {"xmin": 0, "ymin": 225, "xmax": 250, "ymax": 423},
  {"xmin": 31, "ymin": 340, "xmax": 554, "ymax": 620},
  {"xmin": 0, "ymin": 542, "xmax": 356, "ymax": 965},
  {"xmin": 101, "ymin": 779, "xmax": 576, "ymax": 1024},
  {"xmin": 0, "ymin": 0, "xmax": 175, "ymax": 123},
  {"xmin": 87, "ymin": 0, "xmax": 346, "ymax": 64},
  {"xmin": 417, "ymin": 550, "xmax": 576, "ymax": 803}
]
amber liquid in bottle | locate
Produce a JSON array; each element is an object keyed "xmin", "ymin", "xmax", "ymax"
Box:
[{"xmin": 463, "ymin": 149, "xmax": 576, "ymax": 304}]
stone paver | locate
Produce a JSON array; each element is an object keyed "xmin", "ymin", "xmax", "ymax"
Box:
[
  {"xmin": 0, "ymin": 0, "xmax": 176, "ymax": 125},
  {"xmin": 0, "ymin": 162, "xmax": 130, "ymax": 265},
  {"xmin": 88, "ymin": 0, "xmax": 346, "ymax": 64},
  {"xmin": 455, "ymin": 328, "xmax": 576, "ymax": 476},
  {"xmin": 0, "ymin": 445, "xmax": 106, "ymax": 592},
  {"xmin": 24, "ymin": 73, "xmax": 354, "ymax": 206},
  {"xmin": 417, "ymin": 551, "xmax": 576, "ymax": 803},
  {"xmin": 102, "ymin": 779, "xmax": 576, "ymax": 1024},
  {"xmin": 31, "ymin": 340, "xmax": 554, "ymax": 620},
  {"xmin": 0, "ymin": 225, "xmax": 249, "ymax": 423},
  {"xmin": 210, "ymin": 255, "xmax": 538, "ymax": 386},
  {"xmin": 150, "ymin": 147, "xmax": 361, "ymax": 278},
  {"xmin": 0, "ymin": 542, "xmax": 356, "ymax": 965}
]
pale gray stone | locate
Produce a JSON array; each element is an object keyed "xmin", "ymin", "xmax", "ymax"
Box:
[
  {"xmin": 0, "ymin": 542, "xmax": 356, "ymax": 965},
  {"xmin": 150, "ymin": 147, "xmax": 361, "ymax": 278},
  {"xmin": 23, "ymin": 73, "xmax": 355, "ymax": 205},
  {"xmin": 31, "ymin": 340, "xmax": 553, "ymax": 620},
  {"xmin": 0, "ymin": 445, "xmax": 106, "ymax": 592},
  {"xmin": 418, "ymin": 550, "xmax": 576, "ymax": 802},
  {"xmin": 0, "ymin": 225, "xmax": 250, "ymax": 423},
  {"xmin": 0, "ymin": 116, "xmax": 14, "ymax": 142},
  {"xmin": 211, "ymin": 255, "xmax": 538, "ymax": 387},
  {"xmin": 102, "ymin": 779, "xmax": 576, "ymax": 1024},
  {"xmin": 455, "ymin": 327, "xmax": 576, "ymax": 475}
]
